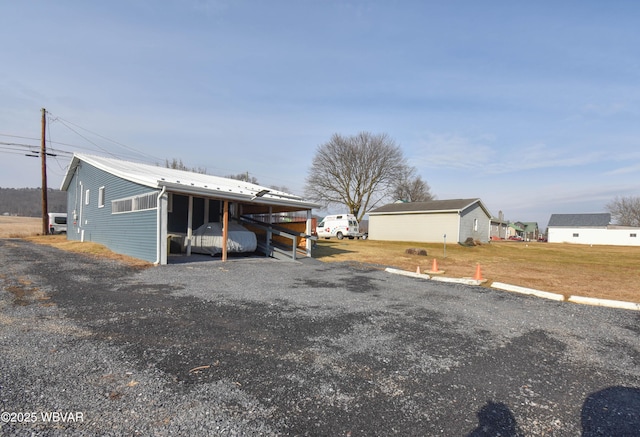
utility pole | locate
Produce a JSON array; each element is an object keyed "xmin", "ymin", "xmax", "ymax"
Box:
[{"xmin": 41, "ymin": 108, "xmax": 49, "ymax": 235}]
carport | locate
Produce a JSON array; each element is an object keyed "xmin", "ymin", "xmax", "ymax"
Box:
[
  {"xmin": 161, "ymin": 184, "xmax": 318, "ymax": 263},
  {"xmin": 61, "ymin": 153, "xmax": 318, "ymax": 265}
]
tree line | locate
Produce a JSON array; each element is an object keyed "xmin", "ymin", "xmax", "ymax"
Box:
[{"xmin": 0, "ymin": 188, "xmax": 67, "ymax": 217}]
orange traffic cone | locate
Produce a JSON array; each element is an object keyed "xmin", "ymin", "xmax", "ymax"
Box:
[
  {"xmin": 416, "ymin": 265, "xmax": 422, "ymax": 274},
  {"xmin": 473, "ymin": 263, "xmax": 484, "ymax": 281},
  {"xmin": 427, "ymin": 258, "xmax": 444, "ymax": 274}
]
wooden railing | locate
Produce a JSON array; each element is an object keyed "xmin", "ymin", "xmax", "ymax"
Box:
[{"xmin": 239, "ymin": 216, "xmax": 316, "ymax": 261}]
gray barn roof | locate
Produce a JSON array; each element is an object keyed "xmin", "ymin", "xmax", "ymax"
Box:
[
  {"xmin": 369, "ymin": 198, "xmax": 490, "ymax": 216},
  {"xmin": 547, "ymin": 213, "xmax": 611, "ymax": 227}
]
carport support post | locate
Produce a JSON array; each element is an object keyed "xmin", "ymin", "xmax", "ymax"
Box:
[
  {"xmin": 305, "ymin": 209, "xmax": 312, "ymax": 257},
  {"xmin": 186, "ymin": 195, "xmax": 193, "ymax": 256},
  {"xmin": 266, "ymin": 206, "xmax": 272, "ymax": 257},
  {"xmin": 222, "ymin": 201, "xmax": 229, "ymax": 262}
]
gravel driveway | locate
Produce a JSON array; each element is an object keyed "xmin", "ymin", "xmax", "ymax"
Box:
[{"xmin": 1, "ymin": 239, "xmax": 639, "ymax": 436}]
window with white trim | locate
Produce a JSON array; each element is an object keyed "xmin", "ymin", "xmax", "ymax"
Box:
[
  {"xmin": 112, "ymin": 191, "xmax": 158, "ymax": 214},
  {"xmin": 573, "ymin": 233, "xmax": 579, "ymax": 237},
  {"xmin": 473, "ymin": 218, "xmax": 478, "ymax": 231},
  {"xmin": 631, "ymin": 233, "xmax": 637, "ymax": 238},
  {"xmin": 98, "ymin": 186, "xmax": 105, "ymax": 208},
  {"xmin": 85, "ymin": 189, "xmax": 90, "ymax": 205}
]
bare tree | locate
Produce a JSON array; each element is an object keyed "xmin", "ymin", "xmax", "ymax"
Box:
[
  {"xmin": 305, "ymin": 132, "xmax": 409, "ymax": 221},
  {"xmin": 165, "ymin": 158, "xmax": 207, "ymax": 174},
  {"xmin": 226, "ymin": 172, "xmax": 259, "ymax": 185},
  {"xmin": 606, "ymin": 196, "xmax": 640, "ymax": 226},
  {"xmin": 392, "ymin": 169, "xmax": 434, "ymax": 203},
  {"xmin": 269, "ymin": 185, "xmax": 291, "ymax": 193}
]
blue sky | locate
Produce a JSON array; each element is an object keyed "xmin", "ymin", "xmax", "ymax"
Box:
[{"xmin": 2, "ymin": 1, "xmax": 639, "ymax": 228}]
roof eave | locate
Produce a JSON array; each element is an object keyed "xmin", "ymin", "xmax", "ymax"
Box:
[
  {"xmin": 158, "ymin": 181, "xmax": 319, "ymax": 209},
  {"xmin": 60, "ymin": 155, "xmax": 81, "ymax": 191},
  {"xmin": 369, "ymin": 208, "xmax": 462, "ymax": 216}
]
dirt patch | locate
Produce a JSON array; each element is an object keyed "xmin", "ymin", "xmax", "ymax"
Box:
[{"xmin": 4, "ymin": 276, "xmax": 51, "ymax": 306}]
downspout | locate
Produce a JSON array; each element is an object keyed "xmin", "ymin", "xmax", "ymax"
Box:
[{"xmin": 155, "ymin": 186, "xmax": 167, "ymax": 265}]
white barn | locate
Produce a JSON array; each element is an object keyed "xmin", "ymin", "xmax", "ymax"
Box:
[{"xmin": 547, "ymin": 213, "xmax": 640, "ymax": 246}]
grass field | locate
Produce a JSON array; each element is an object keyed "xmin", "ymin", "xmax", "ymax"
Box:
[
  {"xmin": 2, "ymin": 216, "xmax": 639, "ymax": 303},
  {"xmin": 314, "ymin": 238, "xmax": 640, "ymax": 304},
  {"xmin": 0, "ymin": 216, "xmax": 44, "ymax": 238}
]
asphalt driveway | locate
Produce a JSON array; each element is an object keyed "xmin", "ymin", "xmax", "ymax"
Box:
[{"xmin": 1, "ymin": 239, "xmax": 639, "ymax": 436}]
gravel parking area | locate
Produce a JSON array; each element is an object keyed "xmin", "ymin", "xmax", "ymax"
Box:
[{"xmin": 1, "ymin": 239, "xmax": 639, "ymax": 436}]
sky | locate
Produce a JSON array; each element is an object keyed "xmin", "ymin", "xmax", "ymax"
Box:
[{"xmin": 2, "ymin": 0, "xmax": 639, "ymax": 228}]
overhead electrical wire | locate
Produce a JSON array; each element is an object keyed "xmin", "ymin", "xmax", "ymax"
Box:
[
  {"xmin": 1, "ymin": 112, "xmax": 262, "ymax": 184},
  {"xmin": 0, "ymin": 114, "xmax": 161, "ymax": 169},
  {"xmin": 47, "ymin": 112, "xmax": 165, "ymax": 163}
]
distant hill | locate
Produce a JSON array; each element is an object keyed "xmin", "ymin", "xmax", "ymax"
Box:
[{"xmin": 0, "ymin": 188, "xmax": 67, "ymax": 217}]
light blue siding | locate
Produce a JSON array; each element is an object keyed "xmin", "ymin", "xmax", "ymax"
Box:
[
  {"xmin": 459, "ymin": 203, "xmax": 490, "ymax": 243},
  {"xmin": 66, "ymin": 162, "xmax": 159, "ymax": 263}
]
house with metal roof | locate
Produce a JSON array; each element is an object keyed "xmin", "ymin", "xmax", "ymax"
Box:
[
  {"xmin": 368, "ymin": 198, "xmax": 492, "ymax": 244},
  {"xmin": 547, "ymin": 213, "xmax": 640, "ymax": 246},
  {"xmin": 60, "ymin": 154, "xmax": 318, "ymax": 264}
]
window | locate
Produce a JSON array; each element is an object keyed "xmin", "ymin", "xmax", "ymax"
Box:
[
  {"xmin": 85, "ymin": 189, "xmax": 90, "ymax": 205},
  {"xmin": 98, "ymin": 186, "xmax": 105, "ymax": 208},
  {"xmin": 631, "ymin": 233, "xmax": 637, "ymax": 238},
  {"xmin": 112, "ymin": 191, "xmax": 158, "ymax": 214},
  {"xmin": 474, "ymin": 218, "xmax": 478, "ymax": 231},
  {"xmin": 573, "ymin": 233, "xmax": 579, "ymax": 237}
]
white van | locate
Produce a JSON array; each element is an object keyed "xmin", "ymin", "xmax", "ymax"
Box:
[
  {"xmin": 316, "ymin": 214, "xmax": 361, "ymax": 240},
  {"xmin": 48, "ymin": 212, "xmax": 67, "ymax": 234}
]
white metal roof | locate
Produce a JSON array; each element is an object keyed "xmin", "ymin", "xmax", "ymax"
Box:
[{"xmin": 60, "ymin": 153, "xmax": 318, "ymax": 209}]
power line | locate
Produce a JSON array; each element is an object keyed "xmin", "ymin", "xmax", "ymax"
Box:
[
  {"xmin": 0, "ymin": 132, "xmax": 104, "ymax": 151},
  {"xmin": 0, "ymin": 143, "xmax": 72, "ymax": 156},
  {"xmin": 49, "ymin": 116, "xmax": 117, "ymax": 158},
  {"xmin": 0, "ymin": 133, "xmax": 40, "ymax": 141},
  {"xmin": 47, "ymin": 112, "xmax": 164, "ymax": 162}
]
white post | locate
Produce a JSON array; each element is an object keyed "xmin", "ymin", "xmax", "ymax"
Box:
[{"xmin": 186, "ymin": 195, "xmax": 193, "ymax": 256}]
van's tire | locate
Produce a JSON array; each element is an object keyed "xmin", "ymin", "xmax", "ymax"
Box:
[
  {"xmin": 361, "ymin": 234, "xmax": 368, "ymax": 240},
  {"xmin": 336, "ymin": 232, "xmax": 344, "ymax": 240}
]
